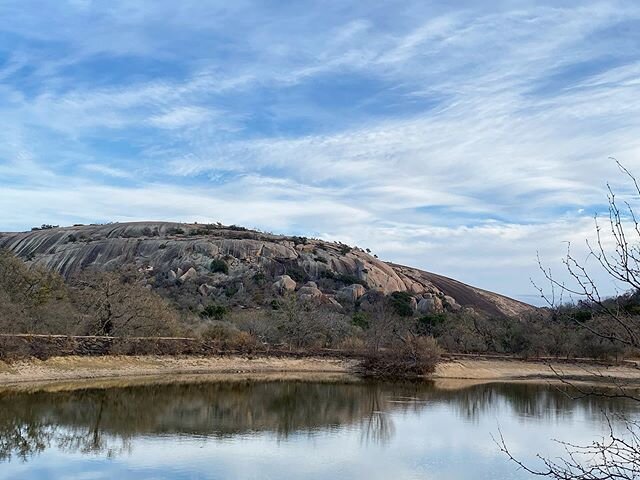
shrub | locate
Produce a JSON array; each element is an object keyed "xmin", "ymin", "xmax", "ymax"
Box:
[
  {"xmin": 335, "ymin": 273, "xmax": 365, "ymax": 286},
  {"xmin": 390, "ymin": 291, "xmax": 414, "ymax": 317},
  {"xmin": 31, "ymin": 224, "xmax": 58, "ymax": 231},
  {"xmin": 352, "ymin": 312, "xmax": 370, "ymax": 329},
  {"xmin": 210, "ymin": 259, "xmax": 229, "ymax": 274},
  {"xmin": 338, "ymin": 336, "xmax": 365, "ymax": 352},
  {"xmin": 200, "ymin": 304, "xmax": 228, "ymax": 320},
  {"xmin": 284, "ymin": 263, "xmax": 309, "ymax": 282},
  {"xmin": 224, "ymin": 284, "xmax": 239, "ymax": 297},
  {"xmin": 253, "ymin": 271, "xmax": 267, "ymax": 286},
  {"xmin": 357, "ymin": 336, "xmax": 441, "ymax": 378},
  {"xmin": 416, "ymin": 314, "xmax": 447, "ymax": 335},
  {"xmin": 200, "ymin": 322, "xmax": 257, "ymax": 351},
  {"xmin": 141, "ymin": 226, "xmax": 159, "ymax": 237},
  {"xmin": 200, "ymin": 322, "xmax": 236, "ymax": 342}
]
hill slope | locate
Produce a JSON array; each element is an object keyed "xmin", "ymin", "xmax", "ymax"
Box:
[{"xmin": 0, "ymin": 222, "xmax": 533, "ymax": 318}]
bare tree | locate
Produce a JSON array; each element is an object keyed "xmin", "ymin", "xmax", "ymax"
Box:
[
  {"xmin": 71, "ymin": 270, "xmax": 180, "ymax": 337},
  {"xmin": 0, "ymin": 250, "xmax": 76, "ymax": 334},
  {"xmin": 275, "ymin": 294, "xmax": 323, "ymax": 349},
  {"xmin": 501, "ymin": 161, "xmax": 640, "ymax": 479}
]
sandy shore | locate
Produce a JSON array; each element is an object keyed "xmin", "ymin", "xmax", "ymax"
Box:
[
  {"xmin": 0, "ymin": 355, "xmax": 355, "ymax": 389},
  {"xmin": 1, "ymin": 355, "xmax": 639, "ymax": 390}
]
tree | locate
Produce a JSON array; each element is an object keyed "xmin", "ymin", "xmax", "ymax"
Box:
[
  {"xmin": 71, "ymin": 270, "xmax": 180, "ymax": 337},
  {"xmin": 0, "ymin": 250, "xmax": 76, "ymax": 334},
  {"xmin": 500, "ymin": 161, "xmax": 640, "ymax": 479},
  {"xmin": 275, "ymin": 294, "xmax": 323, "ymax": 349}
]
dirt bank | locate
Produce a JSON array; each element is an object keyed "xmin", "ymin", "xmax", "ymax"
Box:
[
  {"xmin": 0, "ymin": 355, "xmax": 356, "ymax": 389},
  {"xmin": 1, "ymin": 356, "xmax": 639, "ymax": 390}
]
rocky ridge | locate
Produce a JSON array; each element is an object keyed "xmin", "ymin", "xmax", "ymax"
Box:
[{"xmin": 0, "ymin": 222, "xmax": 533, "ymax": 318}]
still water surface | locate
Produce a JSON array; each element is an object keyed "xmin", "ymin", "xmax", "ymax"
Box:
[{"xmin": 0, "ymin": 378, "xmax": 635, "ymax": 479}]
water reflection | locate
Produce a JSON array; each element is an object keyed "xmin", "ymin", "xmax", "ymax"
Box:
[{"xmin": 0, "ymin": 379, "xmax": 635, "ymax": 464}]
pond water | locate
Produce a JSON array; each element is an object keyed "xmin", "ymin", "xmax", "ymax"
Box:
[{"xmin": 0, "ymin": 377, "xmax": 636, "ymax": 479}]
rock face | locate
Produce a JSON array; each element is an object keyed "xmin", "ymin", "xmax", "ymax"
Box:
[
  {"xmin": 273, "ymin": 275, "xmax": 296, "ymax": 294},
  {"xmin": 0, "ymin": 222, "xmax": 534, "ymax": 318},
  {"xmin": 417, "ymin": 296, "xmax": 443, "ymax": 314},
  {"xmin": 179, "ymin": 267, "xmax": 197, "ymax": 283},
  {"xmin": 337, "ymin": 284, "xmax": 366, "ymax": 303},
  {"xmin": 297, "ymin": 282, "xmax": 323, "ymax": 301}
]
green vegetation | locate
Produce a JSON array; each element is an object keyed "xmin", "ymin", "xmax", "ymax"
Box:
[
  {"xmin": 210, "ymin": 259, "xmax": 229, "ymax": 274},
  {"xmin": 200, "ymin": 304, "xmax": 228, "ymax": 320},
  {"xmin": 284, "ymin": 263, "xmax": 309, "ymax": 282},
  {"xmin": 389, "ymin": 291, "xmax": 414, "ymax": 317},
  {"xmin": 320, "ymin": 270, "xmax": 365, "ymax": 286},
  {"xmin": 352, "ymin": 312, "xmax": 370, "ymax": 329},
  {"xmin": 30, "ymin": 224, "xmax": 58, "ymax": 231},
  {"xmin": 291, "ymin": 236, "xmax": 308, "ymax": 245}
]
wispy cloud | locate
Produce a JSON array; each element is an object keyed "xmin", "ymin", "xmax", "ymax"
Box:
[{"xmin": 0, "ymin": 1, "xmax": 639, "ymax": 302}]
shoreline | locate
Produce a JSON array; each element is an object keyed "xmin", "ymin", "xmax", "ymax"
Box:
[{"xmin": 1, "ymin": 355, "xmax": 639, "ymax": 391}]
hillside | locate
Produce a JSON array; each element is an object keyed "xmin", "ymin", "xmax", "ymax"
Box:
[{"xmin": 0, "ymin": 222, "xmax": 532, "ymax": 318}]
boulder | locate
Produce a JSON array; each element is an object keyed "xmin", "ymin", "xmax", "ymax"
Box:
[
  {"xmin": 337, "ymin": 284, "xmax": 366, "ymax": 303},
  {"xmin": 409, "ymin": 296, "xmax": 418, "ymax": 313},
  {"xmin": 198, "ymin": 283, "xmax": 215, "ymax": 296},
  {"xmin": 321, "ymin": 295, "xmax": 344, "ymax": 312},
  {"xmin": 273, "ymin": 275, "xmax": 296, "ymax": 294},
  {"xmin": 298, "ymin": 281, "xmax": 323, "ymax": 301},
  {"xmin": 417, "ymin": 295, "xmax": 443, "ymax": 314},
  {"xmin": 179, "ymin": 267, "xmax": 197, "ymax": 283},
  {"xmin": 443, "ymin": 295, "xmax": 462, "ymax": 312}
]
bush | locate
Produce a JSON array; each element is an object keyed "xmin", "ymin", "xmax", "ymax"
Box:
[
  {"xmin": 200, "ymin": 322, "xmax": 257, "ymax": 351},
  {"xmin": 357, "ymin": 336, "xmax": 441, "ymax": 378},
  {"xmin": 31, "ymin": 224, "xmax": 58, "ymax": 231},
  {"xmin": 253, "ymin": 271, "xmax": 267, "ymax": 286},
  {"xmin": 339, "ymin": 244, "xmax": 352, "ymax": 255},
  {"xmin": 200, "ymin": 322, "xmax": 236, "ymax": 342},
  {"xmin": 389, "ymin": 291, "xmax": 414, "ymax": 317},
  {"xmin": 416, "ymin": 314, "xmax": 447, "ymax": 335},
  {"xmin": 284, "ymin": 263, "xmax": 309, "ymax": 283},
  {"xmin": 201, "ymin": 304, "xmax": 228, "ymax": 320},
  {"xmin": 210, "ymin": 259, "xmax": 229, "ymax": 274},
  {"xmin": 352, "ymin": 312, "xmax": 370, "ymax": 329}
]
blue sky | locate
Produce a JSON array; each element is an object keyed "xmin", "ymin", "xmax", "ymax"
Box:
[{"xmin": 1, "ymin": 1, "xmax": 640, "ymax": 303}]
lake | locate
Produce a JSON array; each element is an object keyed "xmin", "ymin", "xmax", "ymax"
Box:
[{"xmin": 0, "ymin": 377, "xmax": 635, "ymax": 479}]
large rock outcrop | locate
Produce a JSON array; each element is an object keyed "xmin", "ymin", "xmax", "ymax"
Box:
[{"xmin": 0, "ymin": 222, "xmax": 534, "ymax": 318}]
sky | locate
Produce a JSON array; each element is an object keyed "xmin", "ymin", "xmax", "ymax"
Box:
[{"xmin": 1, "ymin": 1, "xmax": 640, "ymax": 304}]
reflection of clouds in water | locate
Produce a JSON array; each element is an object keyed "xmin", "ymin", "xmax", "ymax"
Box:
[{"xmin": 0, "ymin": 381, "xmax": 637, "ymax": 480}]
